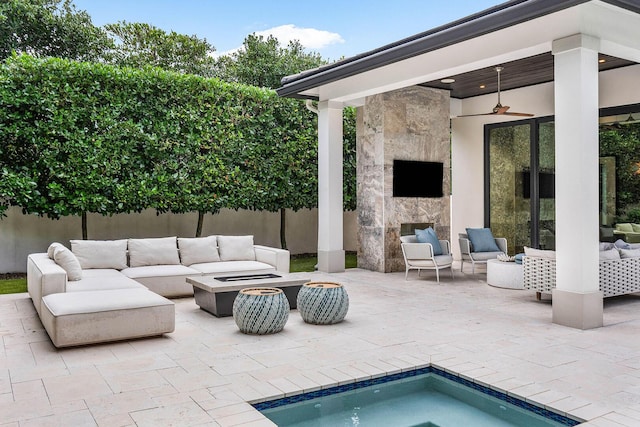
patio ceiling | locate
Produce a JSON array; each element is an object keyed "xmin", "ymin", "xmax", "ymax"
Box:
[
  {"xmin": 419, "ymin": 52, "xmax": 636, "ymax": 100},
  {"xmin": 277, "ymin": 0, "xmax": 640, "ymax": 106}
]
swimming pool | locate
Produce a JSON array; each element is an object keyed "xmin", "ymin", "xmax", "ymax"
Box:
[{"xmin": 254, "ymin": 367, "xmax": 582, "ymax": 426}]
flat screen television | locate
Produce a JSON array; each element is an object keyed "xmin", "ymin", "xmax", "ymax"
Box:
[
  {"xmin": 522, "ymin": 171, "xmax": 555, "ymax": 199},
  {"xmin": 392, "ymin": 160, "xmax": 443, "ymax": 198}
]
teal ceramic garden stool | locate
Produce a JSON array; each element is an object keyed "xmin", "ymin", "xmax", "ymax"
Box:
[{"xmin": 297, "ymin": 282, "xmax": 349, "ymax": 325}]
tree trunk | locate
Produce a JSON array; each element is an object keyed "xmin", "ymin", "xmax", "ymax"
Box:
[
  {"xmin": 196, "ymin": 211, "xmax": 204, "ymax": 237},
  {"xmin": 280, "ymin": 208, "xmax": 287, "ymax": 250},
  {"xmin": 82, "ymin": 211, "xmax": 88, "ymax": 240}
]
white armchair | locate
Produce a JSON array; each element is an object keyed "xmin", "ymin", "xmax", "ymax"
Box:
[
  {"xmin": 458, "ymin": 233, "xmax": 507, "ymax": 274},
  {"xmin": 400, "ymin": 235, "xmax": 454, "ymax": 282}
]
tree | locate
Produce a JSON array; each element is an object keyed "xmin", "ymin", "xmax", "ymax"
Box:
[
  {"xmin": 213, "ymin": 34, "xmax": 325, "ymax": 88},
  {"xmin": 0, "ymin": 0, "xmax": 112, "ymax": 61},
  {"xmin": 105, "ymin": 21, "xmax": 216, "ymax": 77}
]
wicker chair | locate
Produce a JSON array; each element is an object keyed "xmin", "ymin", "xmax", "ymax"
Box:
[
  {"xmin": 400, "ymin": 235, "xmax": 454, "ymax": 283},
  {"xmin": 523, "ymin": 256, "xmax": 640, "ymax": 299}
]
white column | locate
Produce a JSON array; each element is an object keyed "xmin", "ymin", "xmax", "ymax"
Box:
[
  {"xmin": 552, "ymin": 34, "xmax": 602, "ymax": 329},
  {"xmin": 317, "ymin": 100, "xmax": 345, "ymax": 272}
]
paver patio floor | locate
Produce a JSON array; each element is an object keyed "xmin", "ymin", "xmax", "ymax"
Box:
[{"xmin": 2, "ymin": 266, "xmax": 640, "ymax": 426}]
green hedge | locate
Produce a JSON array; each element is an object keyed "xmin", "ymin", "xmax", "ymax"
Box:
[{"xmin": 0, "ymin": 54, "xmax": 355, "ymax": 225}]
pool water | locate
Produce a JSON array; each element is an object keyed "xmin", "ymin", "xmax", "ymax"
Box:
[{"xmin": 256, "ymin": 368, "xmax": 581, "ymax": 427}]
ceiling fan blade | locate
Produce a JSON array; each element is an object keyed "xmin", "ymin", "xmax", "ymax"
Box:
[
  {"xmin": 502, "ymin": 112, "xmax": 534, "ymax": 117},
  {"xmin": 455, "ymin": 112, "xmax": 498, "ymax": 118}
]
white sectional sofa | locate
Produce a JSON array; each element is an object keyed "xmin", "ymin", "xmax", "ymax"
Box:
[{"xmin": 27, "ymin": 235, "xmax": 289, "ymax": 347}]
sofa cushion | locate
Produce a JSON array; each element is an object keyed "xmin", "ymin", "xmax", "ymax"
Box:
[
  {"xmin": 599, "ymin": 242, "xmax": 615, "ymax": 251},
  {"xmin": 128, "ymin": 237, "xmax": 180, "ymax": 267},
  {"xmin": 121, "ymin": 264, "xmax": 200, "ymax": 279},
  {"xmin": 619, "ymin": 248, "xmax": 640, "ymax": 259},
  {"xmin": 616, "ymin": 223, "xmax": 634, "ymax": 232},
  {"xmin": 189, "ymin": 260, "xmax": 275, "ymax": 275},
  {"xmin": 415, "ymin": 228, "xmax": 443, "ymax": 255},
  {"xmin": 47, "ymin": 242, "xmax": 65, "ymax": 259},
  {"xmin": 524, "ymin": 247, "xmax": 556, "ymax": 259},
  {"xmin": 217, "ymin": 235, "xmax": 256, "ymax": 261},
  {"xmin": 70, "ymin": 239, "xmax": 128, "ymax": 270},
  {"xmin": 599, "ymin": 248, "xmax": 621, "ymax": 261},
  {"xmin": 66, "ymin": 269, "xmax": 146, "ymax": 292},
  {"xmin": 633, "ymin": 224, "xmax": 640, "ymax": 232},
  {"xmin": 178, "ymin": 236, "xmax": 220, "ymax": 266},
  {"xmin": 466, "ymin": 228, "xmax": 500, "ymax": 252},
  {"xmin": 52, "ymin": 245, "xmax": 82, "ymax": 281}
]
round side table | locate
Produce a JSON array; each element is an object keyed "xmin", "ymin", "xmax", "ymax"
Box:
[
  {"xmin": 486, "ymin": 259, "xmax": 524, "ymax": 289},
  {"xmin": 297, "ymin": 282, "xmax": 349, "ymax": 325},
  {"xmin": 232, "ymin": 287, "xmax": 289, "ymax": 334}
]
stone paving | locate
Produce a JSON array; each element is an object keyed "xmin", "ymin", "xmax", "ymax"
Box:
[{"xmin": 2, "ymin": 266, "xmax": 640, "ymax": 426}]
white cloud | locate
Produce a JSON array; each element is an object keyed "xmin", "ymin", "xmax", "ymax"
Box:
[
  {"xmin": 255, "ymin": 24, "xmax": 344, "ymax": 50},
  {"xmin": 216, "ymin": 24, "xmax": 344, "ymax": 58}
]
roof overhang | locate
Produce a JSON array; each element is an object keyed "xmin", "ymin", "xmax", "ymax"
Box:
[{"xmin": 277, "ymin": 0, "xmax": 640, "ymax": 107}]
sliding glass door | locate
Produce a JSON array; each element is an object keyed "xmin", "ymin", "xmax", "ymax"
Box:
[{"xmin": 485, "ymin": 118, "xmax": 555, "ymax": 254}]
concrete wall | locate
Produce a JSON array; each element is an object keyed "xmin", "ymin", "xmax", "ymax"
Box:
[
  {"xmin": 451, "ymin": 64, "xmax": 640, "ymax": 259},
  {"xmin": 0, "ymin": 207, "xmax": 357, "ymax": 272}
]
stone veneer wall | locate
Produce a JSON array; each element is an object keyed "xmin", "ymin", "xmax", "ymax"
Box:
[{"xmin": 357, "ymin": 86, "xmax": 451, "ymax": 273}]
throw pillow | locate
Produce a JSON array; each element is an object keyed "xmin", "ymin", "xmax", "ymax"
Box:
[
  {"xmin": 415, "ymin": 228, "xmax": 443, "ymax": 255},
  {"xmin": 178, "ymin": 236, "xmax": 220, "ymax": 266},
  {"xmin": 218, "ymin": 235, "xmax": 256, "ymax": 261},
  {"xmin": 128, "ymin": 237, "xmax": 180, "ymax": 267},
  {"xmin": 599, "ymin": 248, "xmax": 621, "ymax": 261},
  {"xmin": 614, "ymin": 239, "xmax": 631, "ymax": 250},
  {"xmin": 514, "ymin": 253, "xmax": 525, "ymax": 264},
  {"xmin": 619, "ymin": 248, "xmax": 640, "ymax": 259},
  {"xmin": 616, "ymin": 223, "xmax": 634, "ymax": 233},
  {"xmin": 47, "ymin": 242, "xmax": 65, "ymax": 259},
  {"xmin": 465, "ymin": 228, "xmax": 500, "ymax": 252},
  {"xmin": 524, "ymin": 247, "xmax": 556, "ymax": 259},
  {"xmin": 52, "ymin": 245, "xmax": 83, "ymax": 281},
  {"xmin": 70, "ymin": 239, "xmax": 128, "ymax": 270},
  {"xmin": 633, "ymin": 224, "xmax": 640, "ymax": 232}
]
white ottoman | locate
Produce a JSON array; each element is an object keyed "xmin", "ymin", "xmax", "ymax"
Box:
[{"xmin": 487, "ymin": 259, "xmax": 524, "ymax": 289}]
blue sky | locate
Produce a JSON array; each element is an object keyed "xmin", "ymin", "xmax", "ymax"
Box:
[{"xmin": 73, "ymin": 0, "xmax": 503, "ymax": 61}]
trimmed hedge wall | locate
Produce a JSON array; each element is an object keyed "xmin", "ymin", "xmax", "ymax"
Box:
[{"xmin": 0, "ymin": 55, "xmax": 355, "ymax": 226}]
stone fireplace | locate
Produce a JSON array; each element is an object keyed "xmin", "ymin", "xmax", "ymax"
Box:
[{"xmin": 357, "ymin": 86, "xmax": 451, "ymax": 273}]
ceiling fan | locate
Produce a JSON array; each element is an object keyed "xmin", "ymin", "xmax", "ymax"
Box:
[{"xmin": 458, "ymin": 66, "xmax": 534, "ymax": 118}]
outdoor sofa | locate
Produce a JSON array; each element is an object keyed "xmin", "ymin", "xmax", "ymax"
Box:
[
  {"xmin": 27, "ymin": 235, "xmax": 289, "ymax": 347},
  {"xmin": 522, "ymin": 243, "xmax": 640, "ymax": 298}
]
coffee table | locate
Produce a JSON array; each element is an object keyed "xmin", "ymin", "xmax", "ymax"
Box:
[{"xmin": 187, "ymin": 273, "xmax": 309, "ymax": 317}]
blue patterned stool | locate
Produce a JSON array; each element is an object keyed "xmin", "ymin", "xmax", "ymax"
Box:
[
  {"xmin": 297, "ymin": 282, "xmax": 349, "ymax": 325},
  {"xmin": 232, "ymin": 287, "xmax": 289, "ymax": 334}
]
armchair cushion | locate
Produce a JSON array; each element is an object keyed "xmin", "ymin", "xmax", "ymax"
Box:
[
  {"xmin": 415, "ymin": 228, "xmax": 443, "ymax": 255},
  {"xmin": 465, "ymin": 228, "xmax": 500, "ymax": 252}
]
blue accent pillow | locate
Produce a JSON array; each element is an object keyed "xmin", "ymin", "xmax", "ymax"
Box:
[
  {"xmin": 415, "ymin": 228, "xmax": 443, "ymax": 255},
  {"xmin": 465, "ymin": 228, "xmax": 500, "ymax": 252},
  {"xmin": 514, "ymin": 253, "xmax": 525, "ymax": 264}
]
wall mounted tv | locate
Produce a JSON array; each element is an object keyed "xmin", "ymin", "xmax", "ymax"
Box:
[{"xmin": 392, "ymin": 160, "xmax": 443, "ymax": 198}]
